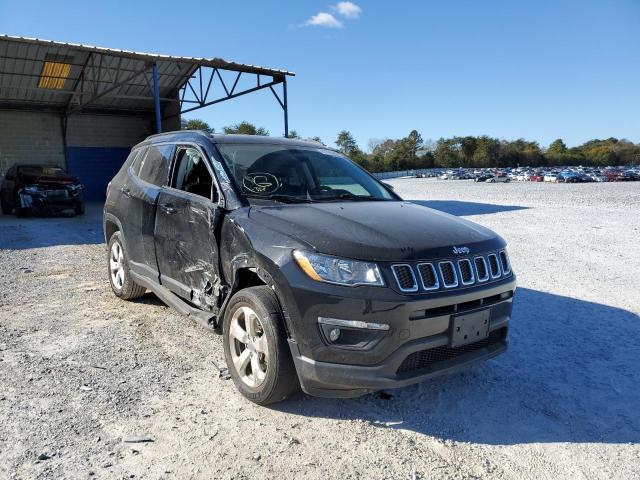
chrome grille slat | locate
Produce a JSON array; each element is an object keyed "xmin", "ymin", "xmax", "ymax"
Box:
[
  {"xmin": 438, "ymin": 261, "xmax": 459, "ymax": 288},
  {"xmin": 417, "ymin": 263, "xmax": 439, "ymax": 290},
  {"xmin": 457, "ymin": 258, "xmax": 475, "ymax": 285},
  {"xmin": 487, "ymin": 253, "xmax": 501, "ymax": 279},
  {"xmin": 499, "ymin": 250, "xmax": 511, "ymax": 275},
  {"xmin": 391, "ymin": 264, "xmax": 418, "ymax": 292},
  {"xmin": 474, "ymin": 256, "xmax": 489, "ymax": 282}
]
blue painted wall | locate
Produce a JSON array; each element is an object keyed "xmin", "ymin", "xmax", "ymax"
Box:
[{"xmin": 65, "ymin": 147, "xmax": 130, "ymax": 201}]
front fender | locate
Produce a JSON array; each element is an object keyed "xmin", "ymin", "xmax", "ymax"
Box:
[{"xmin": 219, "ymin": 212, "xmax": 308, "ymax": 340}]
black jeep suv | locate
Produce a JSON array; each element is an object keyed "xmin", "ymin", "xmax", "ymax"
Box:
[{"xmin": 104, "ymin": 131, "xmax": 516, "ymax": 404}]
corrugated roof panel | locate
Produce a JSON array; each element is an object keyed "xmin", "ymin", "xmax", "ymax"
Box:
[{"xmin": 0, "ymin": 34, "xmax": 294, "ymax": 114}]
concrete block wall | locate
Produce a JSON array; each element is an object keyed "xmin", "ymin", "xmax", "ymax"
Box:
[
  {"xmin": 0, "ymin": 110, "xmax": 65, "ymax": 175},
  {"xmin": 66, "ymin": 113, "xmax": 153, "ymax": 148}
]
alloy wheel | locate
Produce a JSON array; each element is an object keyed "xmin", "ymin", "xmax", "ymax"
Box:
[
  {"xmin": 228, "ymin": 306, "xmax": 269, "ymax": 388},
  {"xmin": 110, "ymin": 242, "xmax": 125, "ymax": 290}
]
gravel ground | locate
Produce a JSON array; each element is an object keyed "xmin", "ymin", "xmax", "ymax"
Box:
[{"xmin": 1, "ymin": 179, "xmax": 639, "ymax": 480}]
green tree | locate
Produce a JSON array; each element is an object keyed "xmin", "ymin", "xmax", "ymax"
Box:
[
  {"xmin": 406, "ymin": 130, "xmax": 423, "ymax": 157},
  {"xmin": 473, "ymin": 136, "xmax": 500, "ymax": 167},
  {"xmin": 335, "ymin": 130, "xmax": 359, "ymax": 155},
  {"xmin": 181, "ymin": 118, "xmax": 213, "ymax": 133},
  {"xmin": 434, "ymin": 138, "xmax": 462, "ymax": 167},
  {"xmin": 287, "ymin": 130, "xmax": 301, "ymax": 139},
  {"xmin": 223, "ymin": 121, "xmax": 269, "ymax": 136},
  {"xmin": 547, "ymin": 139, "xmax": 568, "ymax": 155}
]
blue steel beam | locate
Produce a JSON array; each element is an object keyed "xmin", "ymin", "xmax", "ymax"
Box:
[{"xmin": 152, "ymin": 63, "xmax": 162, "ymax": 133}]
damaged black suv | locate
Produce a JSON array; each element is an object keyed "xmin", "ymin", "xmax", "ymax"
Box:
[{"xmin": 104, "ymin": 131, "xmax": 516, "ymax": 405}]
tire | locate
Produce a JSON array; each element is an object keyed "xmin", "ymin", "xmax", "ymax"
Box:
[
  {"xmin": 75, "ymin": 201, "xmax": 85, "ymax": 215},
  {"xmin": 0, "ymin": 196, "xmax": 11, "ymax": 215},
  {"xmin": 107, "ymin": 231, "xmax": 146, "ymax": 300},
  {"xmin": 223, "ymin": 286, "xmax": 299, "ymax": 405},
  {"xmin": 14, "ymin": 194, "xmax": 27, "ymax": 217}
]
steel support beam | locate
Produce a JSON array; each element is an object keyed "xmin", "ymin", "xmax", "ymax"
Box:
[
  {"xmin": 174, "ymin": 79, "xmax": 283, "ymax": 117},
  {"xmin": 67, "ymin": 63, "xmax": 152, "ymax": 115},
  {"xmin": 283, "ymin": 76, "xmax": 289, "ymax": 138},
  {"xmin": 152, "ymin": 63, "xmax": 162, "ymax": 133}
]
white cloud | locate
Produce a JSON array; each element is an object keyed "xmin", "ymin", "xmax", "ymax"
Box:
[
  {"xmin": 304, "ymin": 12, "xmax": 343, "ymax": 28},
  {"xmin": 333, "ymin": 1, "xmax": 362, "ymax": 19}
]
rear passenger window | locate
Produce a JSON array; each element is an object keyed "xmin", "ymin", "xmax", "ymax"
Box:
[
  {"xmin": 134, "ymin": 145, "xmax": 174, "ymax": 186},
  {"xmin": 129, "ymin": 149, "xmax": 146, "ymax": 176}
]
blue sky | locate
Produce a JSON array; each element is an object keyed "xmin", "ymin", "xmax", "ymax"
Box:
[{"xmin": 1, "ymin": 0, "xmax": 638, "ymax": 149}]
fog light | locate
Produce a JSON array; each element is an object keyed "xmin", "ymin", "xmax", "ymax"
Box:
[{"xmin": 329, "ymin": 328, "xmax": 341, "ymax": 342}]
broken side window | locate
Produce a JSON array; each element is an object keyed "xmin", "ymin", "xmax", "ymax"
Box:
[
  {"xmin": 173, "ymin": 147, "xmax": 215, "ymax": 201},
  {"xmin": 137, "ymin": 144, "xmax": 173, "ymax": 186}
]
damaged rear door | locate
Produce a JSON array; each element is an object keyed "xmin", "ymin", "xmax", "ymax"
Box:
[{"xmin": 154, "ymin": 145, "xmax": 223, "ymax": 311}]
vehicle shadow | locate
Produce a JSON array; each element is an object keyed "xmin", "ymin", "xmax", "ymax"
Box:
[
  {"xmin": 0, "ymin": 202, "xmax": 104, "ymax": 249},
  {"xmin": 274, "ymin": 288, "xmax": 640, "ymax": 445},
  {"xmin": 409, "ymin": 200, "xmax": 528, "ymax": 216}
]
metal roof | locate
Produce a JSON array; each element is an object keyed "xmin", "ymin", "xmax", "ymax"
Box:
[{"xmin": 0, "ymin": 34, "xmax": 295, "ymax": 116}]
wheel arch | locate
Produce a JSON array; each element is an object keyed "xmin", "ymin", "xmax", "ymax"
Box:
[
  {"xmin": 218, "ymin": 259, "xmax": 293, "ymax": 339},
  {"xmin": 103, "ymin": 213, "xmax": 125, "ymax": 246}
]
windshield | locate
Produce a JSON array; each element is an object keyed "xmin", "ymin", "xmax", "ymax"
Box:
[
  {"xmin": 215, "ymin": 143, "xmax": 396, "ymax": 203},
  {"xmin": 18, "ymin": 166, "xmax": 66, "ymax": 177}
]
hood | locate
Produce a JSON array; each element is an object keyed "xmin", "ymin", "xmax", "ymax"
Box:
[{"xmin": 247, "ymin": 201, "xmax": 503, "ymax": 262}]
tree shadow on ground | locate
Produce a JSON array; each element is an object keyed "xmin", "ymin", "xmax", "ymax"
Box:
[
  {"xmin": 274, "ymin": 288, "xmax": 640, "ymax": 445},
  {"xmin": 409, "ymin": 200, "xmax": 528, "ymax": 216}
]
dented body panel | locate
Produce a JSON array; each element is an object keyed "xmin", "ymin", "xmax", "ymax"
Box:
[{"xmin": 155, "ymin": 188, "xmax": 222, "ymax": 310}]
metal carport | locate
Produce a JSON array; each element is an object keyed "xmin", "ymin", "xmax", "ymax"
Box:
[{"xmin": 0, "ymin": 34, "xmax": 294, "ymax": 199}]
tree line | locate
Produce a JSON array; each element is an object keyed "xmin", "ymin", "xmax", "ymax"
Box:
[{"xmin": 181, "ymin": 119, "xmax": 640, "ymax": 172}]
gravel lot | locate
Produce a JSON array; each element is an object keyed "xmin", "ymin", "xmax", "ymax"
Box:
[{"xmin": 1, "ymin": 179, "xmax": 639, "ymax": 480}]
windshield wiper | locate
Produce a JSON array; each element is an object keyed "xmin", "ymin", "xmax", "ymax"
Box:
[
  {"xmin": 245, "ymin": 194, "xmax": 316, "ymax": 204},
  {"xmin": 319, "ymin": 193, "xmax": 391, "ymax": 202}
]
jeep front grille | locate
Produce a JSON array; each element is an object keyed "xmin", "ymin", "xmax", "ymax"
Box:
[{"xmin": 391, "ymin": 250, "xmax": 512, "ymax": 293}]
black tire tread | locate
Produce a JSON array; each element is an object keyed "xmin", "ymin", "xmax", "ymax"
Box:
[
  {"xmin": 223, "ymin": 286, "xmax": 299, "ymax": 405},
  {"xmin": 107, "ymin": 231, "xmax": 146, "ymax": 300}
]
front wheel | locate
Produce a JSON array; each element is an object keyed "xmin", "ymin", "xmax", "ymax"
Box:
[
  {"xmin": 75, "ymin": 201, "xmax": 85, "ymax": 215},
  {"xmin": 223, "ymin": 286, "xmax": 299, "ymax": 405}
]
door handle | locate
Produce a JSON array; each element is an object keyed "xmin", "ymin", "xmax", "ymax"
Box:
[
  {"xmin": 121, "ymin": 187, "xmax": 132, "ymax": 198},
  {"xmin": 159, "ymin": 203, "xmax": 177, "ymax": 214}
]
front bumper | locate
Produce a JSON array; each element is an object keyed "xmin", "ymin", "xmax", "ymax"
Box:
[
  {"xmin": 18, "ymin": 190, "xmax": 82, "ymax": 212},
  {"xmin": 279, "ymin": 268, "xmax": 516, "ymax": 398},
  {"xmin": 290, "ymin": 328, "xmax": 507, "ymax": 398}
]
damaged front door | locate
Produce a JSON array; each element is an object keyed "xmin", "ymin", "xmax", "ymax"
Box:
[{"xmin": 154, "ymin": 146, "xmax": 223, "ymax": 311}]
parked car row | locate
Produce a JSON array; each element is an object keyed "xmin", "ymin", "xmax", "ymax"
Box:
[{"xmin": 419, "ymin": 166, "xmax": 640, "ymax": 183}]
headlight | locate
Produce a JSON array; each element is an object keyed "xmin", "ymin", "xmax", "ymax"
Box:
[
  {"xmin": 293, "ymin": 250, "xmax": 384, "ymax": 287},
  {"xmin": 23, "ymin": 185, "xmax": 39, "ymax": 193}
]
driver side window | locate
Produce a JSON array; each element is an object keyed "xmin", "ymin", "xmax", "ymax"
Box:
[{"xmin": 172, "ymin": 147, "xmax": 215, "ymax": 201}]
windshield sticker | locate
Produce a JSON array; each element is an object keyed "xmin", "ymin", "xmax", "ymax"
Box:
[{"xmin": 243, "ymin": 172, "xmax": 281, "ymax": 195}]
